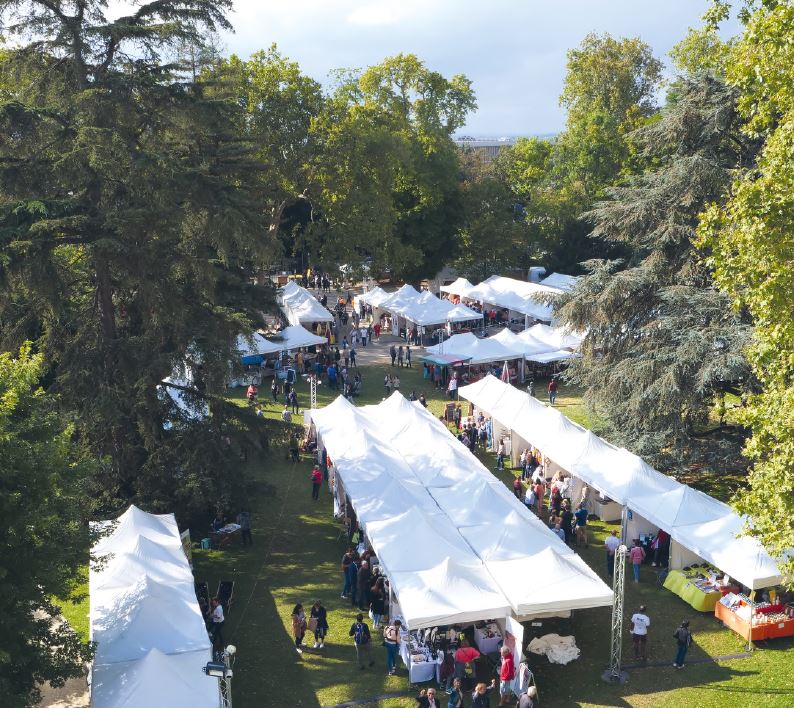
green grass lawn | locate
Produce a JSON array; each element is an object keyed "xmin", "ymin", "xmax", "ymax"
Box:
[{"xmin": 194, "ymin": 363, "xmax": 794, "ymax": 707}]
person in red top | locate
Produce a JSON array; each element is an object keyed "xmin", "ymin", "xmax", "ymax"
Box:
[
  {"xmin": 512, "ymin": 477, "xmax": 523, "ymax": 500},
  {"xmin": 246, "ymin": 383, "xmax": 258, "ymax": 404},
  {"xmin": 310, "ymin": 465, "xmax": 322, "ymax": 500},
  {"xmin": 548, "ymin": 378, "xmax": 558, "ymax": 405},
  {"xmin": 630, "ymin": 539, "xmax": 646, "ymax": 582},
  {"xmin": 533, "ymin": 479, "xmax": 545, "ymax": 516},
  {"xmin": 498, "ymin": 645, "xmax": 515, "ymax": 705}
]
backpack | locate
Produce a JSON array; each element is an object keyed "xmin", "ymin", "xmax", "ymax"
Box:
[{"xmin": 354, "ymin": 622, "xmax": 369, "ymax": 645}]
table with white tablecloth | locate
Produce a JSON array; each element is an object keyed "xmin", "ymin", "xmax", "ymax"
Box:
[
  {"xmin": 474, "ymin": 623, "xmax": 502, "ymax": 655},
  {"xmin": 398, "ymin": 628, "xmax": 443, "ymax": 684}
]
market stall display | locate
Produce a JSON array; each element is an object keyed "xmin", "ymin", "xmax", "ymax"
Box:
[
  {"xmin": 395, "ymin": 623, "xmax": 444, "ymax": 684},
  {"xmin": 474, "ymin": 622, "xmax": 502, "ymax": 655},
  {"xmin": 715, "ymin": 595, "xmax": 794, "ymax": 641},
  {"xmin": 663, "ymin": 567, "xmax": 723, "ymax": 612}
]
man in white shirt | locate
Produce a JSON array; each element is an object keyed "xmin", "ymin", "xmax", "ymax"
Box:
[
  {"xmin": 605, "ymin": 529, "xmax": 621, "ymax": 577},
  {"xmin": 630, "ymin": 605, "xmax": 650, "ymax": 662},
  {"xmin": 210, "ymin": 598, "xmax": 225, "ymax": 650}
]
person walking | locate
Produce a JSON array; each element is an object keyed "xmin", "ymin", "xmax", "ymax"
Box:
[
  {"xmin": 310, "ymin": 464, "xmax": 322, "ymax": 500},
  {"xmin": 497, "ymin": 646, "xmax": 515, "ymax": 706},
  {"xmin": 384, "ymin": 374, "xmax": 392, "ymax": 397},
  {"xmin": 630, "ymin": 539, "xmax": 646, "ymax": 582},
  {"xmin": 495, "ymin": 439, "xmax": 506, "ymax": 470},
  {"xmin": 310, "ymin": 600, "xmax": 329, "ymax": 649},
  {"xmin": 406, "ymin": 345, "xmax": 412, "ymax": 367},
  {"xmin": 630, "ymin": 605, "xmax": 650, "ymax": 662},
  {"xmin": 605, "ymin": 529, "xmax": 620, "ymax": 577},
  {"xmin": 560, "ymin": 501, "xmax": 574, "ymax": 545},
  {"xmin": 448, "ymin": 373, "xmax": 458, "ymax": 400},
  {"xmin": 390, "ymin": 344, "xmax": 397, "ymax": 366},
  {"xmin": 397, "ymin": 345, "xmax": 404, "ymax": 367},
  {"xmin": 384, "ymin": 618, "xmax": 402, "ymax": 676},
  {"xmin": 289, "ymin": 389, "xmax": 299, "ymax": 414},
  {"xmin": 237, "ymin": 510, "xmax": 252, "ymax": 546},
  {"xmin": 672, "ymin": 620, "xmax": 693, "ymax": 668},
  {"xmin": 291, "ymin": 603, "xmax": 307, "ymax": 654},
  {"xmin": 350, "ymin": 346, "xmax": 357, "ymax": 368},
  {"xmin": 369, "ymin": 578, "xmax": 386, "ymax": 629},
  {"xmin": 340, "ymin": 548, "xmax": 354, "ymax": 599},
  {"xmin": 347, "ymin": 556, "xmax": 359, "ymax": 607},
  {"xmin": 548, "ymin": 377, "xmax": 558, "ymax": 405},
  {"xmin": 574, "ymin": 503, "xmax": 588, "ymax": 548},
  {"xmin": 349, "ymin": 613, "xmax": 374, "ymax": 669},
  {"xmin": 271, "ymin": 378, "xmax": 279, "ymax": 403}
]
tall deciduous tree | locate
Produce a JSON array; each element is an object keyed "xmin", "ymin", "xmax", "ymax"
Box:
[
  {"xmin": 555, "ymin": 73, "xmax": 758, "ymax": 471},
  {"xmin": 556, "ymin": 33, "xmax": 663, "ymax": 195},
  {"xmin": 0, "ymin": 345, "xmax": 94, "ymax": 706},
  {"xmin": 0, "ymin": 1, "xmax": 269, "ymax": 519},
  {"xmin": 314, "ymin": 54, "xmax": 476, "ymax": 281},
  {"xmin": 697, "ymin": 0, "xmax": 794, "ymax": 579}
]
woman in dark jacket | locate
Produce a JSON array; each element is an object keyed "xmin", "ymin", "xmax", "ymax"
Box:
[{"xmin": 310, "ymin": 600, "xmax": 329, "ymax": 649}]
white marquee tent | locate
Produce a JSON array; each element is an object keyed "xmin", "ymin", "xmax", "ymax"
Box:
[
  {"xmin": 540, "ymin": 272, "xmax": 580, "ymax": 292},
  {"xmin": 460, "ymin": 375, "xmax": 785, "ymax": 590},
  {"xmin": 425, "ymin": 332, "xmax": 524, "ymax": 366},
  {"xmin": 310, "ymin": 393, "xmax": 612, "ymax": 626},
  {"xmin": 269, "ymin": 324, "xmax": 326, "ymax": 351},
  {"xmin": 356, "ymin": 285, "xmax": 392, "ymax": 308},
  {"xmin": 279, "ymin": 281, "xmax": 334, "ymax": 326},
  {"xmin": 90, "ymin": 506, "xmax": 216, "ymax": 708},
  {"xmin": 235, "ymin": 332, "xmax": 282, "ymax": 359},
  {"xmin": 440, "ymin": 277, "xmax": 479, "ymax": 298}
]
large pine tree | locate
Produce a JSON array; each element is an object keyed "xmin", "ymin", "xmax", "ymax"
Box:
[
  {"xmin": 555, "ymin": 72, "xmax": 759, "ymax": 472},
  {"xmin": 0, "ymin": 1, "xmax": 271, "ymax": 519}
]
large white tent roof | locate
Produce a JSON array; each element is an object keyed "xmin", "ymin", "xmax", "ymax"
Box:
[
  {"xmin": 540, "ymin": 272, "xmax": 580, "ymax": 292},
  {"xmin": 356, "ymin": 286, "xmax": 391, "ymax": 307},
  {"xmin": 389, "ymin": 558, "xmax": 512, "ymax": 629},
  {"xmin": 90, "ymin": 506, "xmax": 215, "ymax": 708},
  {"xmin": 91, "ymin": 649, "xmax": 217, "ymax": 708},
  {"xmin": 440, "ymin": 277, "xmax": 478, "ymax": 298},
  {"xmin": 374, "ymin": 287, "xmax": 482, "ymax": 326},
  {"xmin": 270, "ymin": 325, "xmax": 326, "ymax": 351},
  {"xmin": 311, "ymin": 392, "xmax": 612, "ymax": 623},
  {"xmin": 469, "ymin": 275, "xmax": 557, "ymax": 322},
  {"xmin": 460, "ymin": 375, "xmax": 785, "ymax": 589},
  {"xmin": 235, "ymin": 332, "xmax": 282, "ymax": 358},
  {"xmin": 425, "ymin": 332, "xmax": 523, "ymax": 365},
  {"xmin": 279, "ymin": 282, "xmax": 333, "ymax": 325}
]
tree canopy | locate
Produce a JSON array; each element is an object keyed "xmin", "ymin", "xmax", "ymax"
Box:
[
  {"xmin": 697, "ymin": 0, "xmax": 794, "ymax": 578},
  {"xmin": 555, "ymin": 72, "xmax": 758, "ymax": 471},
  {"xmin": 0, "ymin": 345, "xmax": 94, "ymax": 706}
]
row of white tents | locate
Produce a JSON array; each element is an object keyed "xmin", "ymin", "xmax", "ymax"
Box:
[
  {"xmin": 279, "ymin": 281, "xmax": 334, "ymax": 326},
  {"xmin": 460, "ymin": 375, "xmax": 784, "ymax": 590},
  {"xmin": 425, "ymin": 325, "xmax": 584, "ymax": 367},
  {"xmin": 311, "ymin": 392, "xmax": 613, "ymax": 629},
  {"xmin": 440, "ymin": 274, "xmax": 577, "ymax": 323},
  {"xmin": 357, "ymin": 283, "xmax": 483, "ymax": 328},
  {"xmin": 89, "ymin": 506, "xmax": 217, "ymax": 708}
]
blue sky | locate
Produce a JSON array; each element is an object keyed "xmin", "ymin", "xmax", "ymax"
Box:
[{"xmin": 114, "ymin": 1, "xmax": 740, "ymax": 136}]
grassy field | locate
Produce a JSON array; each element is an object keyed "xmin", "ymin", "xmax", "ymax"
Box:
[{"xmin": 60, "ymin": 357, "xmax": 794, "ymax": 706}]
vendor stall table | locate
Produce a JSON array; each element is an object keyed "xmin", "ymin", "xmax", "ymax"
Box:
[
  {"xmin": 663, "ymin": 568, "xmax": 722, "ymax": 612},
  {"xmin": 474, "ymin": 623, "xmax": 502, "ymax": 655},
  {"xmin": 715, "ymin": 597, "xmax": 794, "ymax": 641},
  {"xmin": 399, "ymin": 634, "xmax": 442, "ymax": 684}
]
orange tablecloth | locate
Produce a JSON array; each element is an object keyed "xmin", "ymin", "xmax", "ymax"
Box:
[{"xmin": 715, "ymin": 602, "xmax": 794, "ymax": 640}]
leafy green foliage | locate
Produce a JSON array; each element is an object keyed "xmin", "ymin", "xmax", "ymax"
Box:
[
  {"xmin": 697, "ymin": 0, "xmax": 794, "ymax": 581},
  {"xmin": 0, "ymin": 1, "xmax": 270, "ymax": 520},
  {"xmin": 0, "ymin": 345, "xmax": 94, "ymax": 706},
  {"xmin": 555, "ymin": 73, "xmax": 758, "ymax": 471}
]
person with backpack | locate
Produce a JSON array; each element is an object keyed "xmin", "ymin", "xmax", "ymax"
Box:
[
  {"xmin": 349, "ymin": 613, "xmax": 374, "ymax": 669},
  {"xmin": 672, "ymin": 620, "xmax": 693, "ymax": 668},
  {"xmin": 383, "ymin": 618, "xmax": 402, "ymax": 676}
]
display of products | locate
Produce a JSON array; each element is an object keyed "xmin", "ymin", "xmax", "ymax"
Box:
[{"xmin": 715, "ymin": 595, "xmax": 794, "ymax": 640}]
